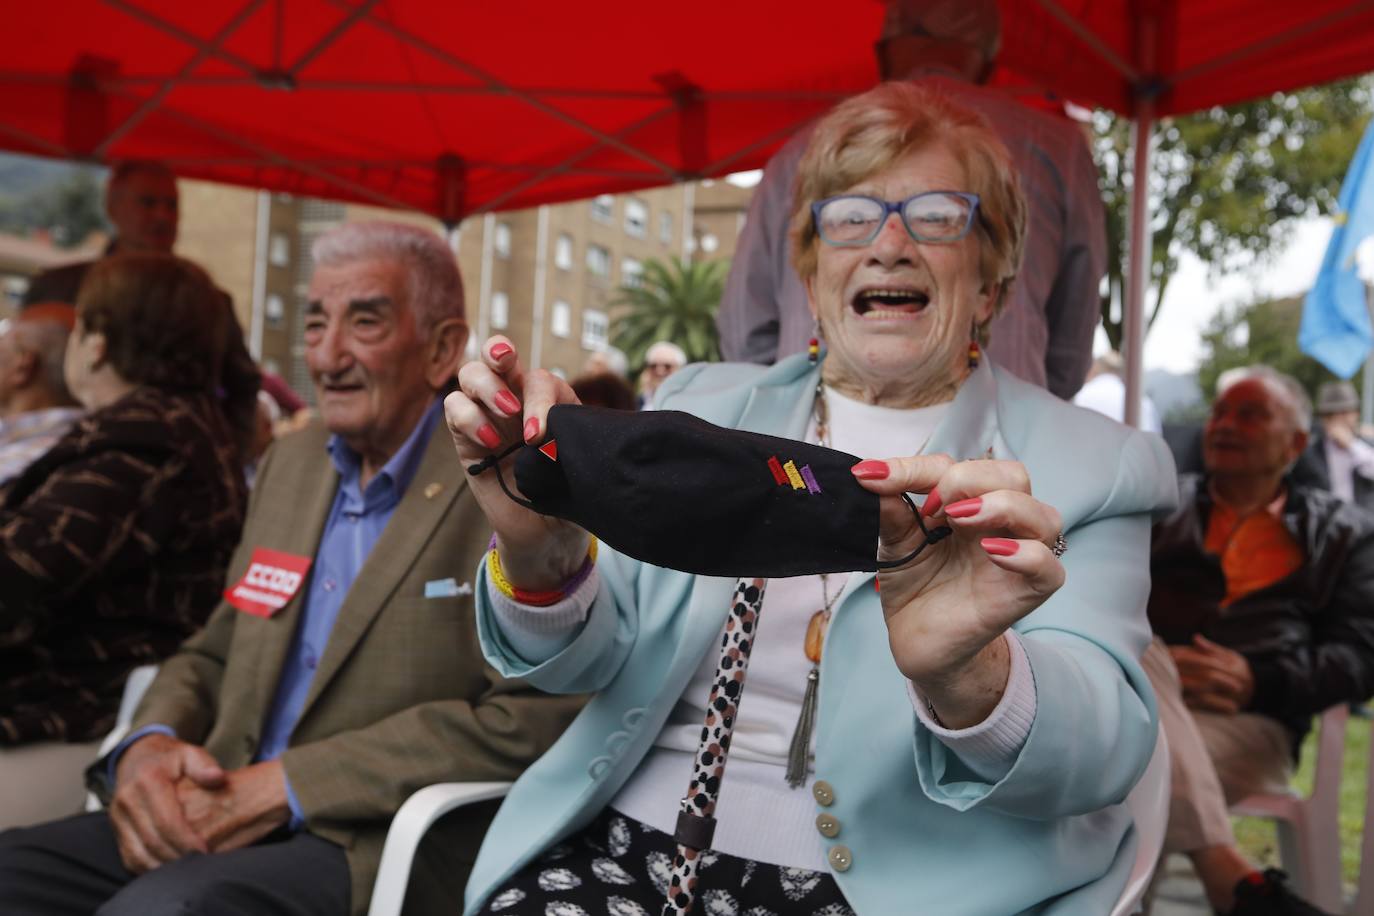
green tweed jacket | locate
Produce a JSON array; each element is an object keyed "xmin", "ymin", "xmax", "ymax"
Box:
[{"xmin": 116, "ymin": 417, "xmax": 583, "ymax": 913}]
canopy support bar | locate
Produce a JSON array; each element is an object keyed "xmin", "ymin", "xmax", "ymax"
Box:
[
  {"xmin": 101, "ymin": 0, "xmax": 260, "ymax": 78},
  {"xmin": 1032, "ymin": 0, "xmax": 1141, "ymax": 85},
  {"xmin": 1170, "ymin": 0, "xmax": 1374, "ymax": 88},
  {"xmin": 95, "ymin": 0, "xmax": 267, "ymax": 157},
  {"xmin": 287, "ymin": 0, "xmax": 382, "ymax": 77},
  {"xmin": 1124, "ymin": 106, "xmax": 1153, "ymax": 428},
  {"xmin": 325, "ymin": 0, "xmax": 678, "ymax": 179}
]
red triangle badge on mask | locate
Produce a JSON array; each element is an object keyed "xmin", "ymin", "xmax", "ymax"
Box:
[
  {"xmin": 539, "ymin": 440, "xmax": 558, "ymax": 461},
  {"xmin": 224, "ymin": 547, "xmax": 313, "ymax": 618}
]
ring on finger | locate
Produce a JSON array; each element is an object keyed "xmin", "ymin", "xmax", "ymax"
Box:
[{"xmin": 1051, "ymin": 532, "xmax": 1067, "ymax": 558}]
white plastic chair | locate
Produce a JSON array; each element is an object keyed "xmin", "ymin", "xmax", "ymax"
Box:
[
  {"xmin": 367, "ymin": 731, "xmax": 1170, "ymax": 916},
  {"xmin": 367, "ymin": 781, "xmax": 513, "ymax": 916},
  {"xmin": 84, "ymin": 664, "xmax": 159, "ymax": 811},
  {"xmin": 1113, "ymin": 726, "xmax": 1172, "ymax": 916},
  {"xmin": 1353, "ymin": 715, "xmax": 1374, "ymax": 916},
  {"xmin": 1230, "ymin": 704, "xmax": 1348, "ymax": 913}
]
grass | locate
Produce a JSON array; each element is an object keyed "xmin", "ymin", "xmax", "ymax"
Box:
[{"xmin": 1233, "ymin": 713, "xmax": 1369, "ymax": 891}]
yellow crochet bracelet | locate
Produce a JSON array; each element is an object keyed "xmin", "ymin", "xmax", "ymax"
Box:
[{"xmin": 487, "ymin": 537, "xmax": 597, "ymax": 607}]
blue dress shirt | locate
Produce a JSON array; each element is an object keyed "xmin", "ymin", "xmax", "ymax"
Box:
[{"xmin": 114, "ymin": 398, "xmax": 445, "ymax": 828}]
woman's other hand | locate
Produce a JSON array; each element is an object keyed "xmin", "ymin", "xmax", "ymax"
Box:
[
  {"xmin": 445, "ymin": 336, "xmax": 590, "ymax": 589},
  {"xmin": 852, "ymin": 454, "xmax": 1065, "ymax": 728}
]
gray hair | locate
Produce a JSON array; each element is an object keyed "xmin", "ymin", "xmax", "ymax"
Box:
[
  {"xmin": 645, "ymin": 341, "xmax": 687, "ymax": 367},
  {"xmin": 13, "ymin": 318, "xmax": 74, "ymax": 402},
  {"xmin": 1223, "ymin": 365, "xmax": 1313, "ymax": 432},
  {"xmin": 311, "ymin": 221, "xmax": 464, "ymax": 333}
]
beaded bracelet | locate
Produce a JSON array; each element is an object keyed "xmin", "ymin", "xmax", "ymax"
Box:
[{"xmin": 486, "ymin": 535, "xmax": 598, "ymax": 607}]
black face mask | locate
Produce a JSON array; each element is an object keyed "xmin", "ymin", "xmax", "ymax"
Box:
[{"xmin": 467, "ymin": 404, "xmax": 949, "ymax": 578}]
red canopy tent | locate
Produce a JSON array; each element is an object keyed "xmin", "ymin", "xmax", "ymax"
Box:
[
  {"xmin": 5, "ymin": 0, "xmax": 1373, "ymax": 219},
  {"xmin": 3, "ymin": 0, "xmax": 1374, "ymax": 417}
]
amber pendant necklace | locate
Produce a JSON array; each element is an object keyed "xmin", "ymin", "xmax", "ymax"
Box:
[{"xmin": 785, "ymin": 381, "xmax": 841, "ymax": 788}]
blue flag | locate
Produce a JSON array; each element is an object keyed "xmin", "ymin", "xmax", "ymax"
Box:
[{"xmin": 1300, "ymin": 120, "xmax": 1374, "ymax": 379}]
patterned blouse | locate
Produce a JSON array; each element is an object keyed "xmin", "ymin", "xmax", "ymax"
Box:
[{"xmin": 0, "ymin": 387, "xmax": 247, "ymax": 744}]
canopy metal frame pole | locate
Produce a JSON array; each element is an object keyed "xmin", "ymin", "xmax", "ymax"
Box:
[
  {"xmin": 1364, "ymin": 283, "xmax": 1374, "ymax": 429},
  {"xmin": 1124, "ymin": 103, "xmax": 1153, "ymax": 429}
]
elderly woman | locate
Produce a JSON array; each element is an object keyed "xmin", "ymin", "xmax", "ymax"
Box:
[
  {"xmin": 446, "ymin": 83, "xmax": 1176, "ymax": 914},
  {"xmin": 0, "ymin": 254, "xmax": 252, "ymax": 826}
]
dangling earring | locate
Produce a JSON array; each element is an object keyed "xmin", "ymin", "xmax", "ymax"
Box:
[
  {"xmin": 967, "ymin": 323, "xmax": 981, "ymax": 370},
  {"xmin": 808, "ymin": 317, "xmax": 821, "ymax": 365}
]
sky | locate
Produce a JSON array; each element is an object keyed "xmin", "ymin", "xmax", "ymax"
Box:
[{"xmin": 1135, "ymin": 217, "xmax": 1336, "ymax": 374}]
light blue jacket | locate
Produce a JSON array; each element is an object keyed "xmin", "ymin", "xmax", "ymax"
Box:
[{"xmin": 466, "ymin": 355, "xmax": 1179, "ymax": 915}]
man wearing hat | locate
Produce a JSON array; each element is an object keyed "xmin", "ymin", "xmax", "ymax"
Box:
[
  {"xmin": 1298, "ymin": 380, "xmax": 1374, "ymax": 511},
  {"xmin": 716, "ymin": 0, "xmax": 1106, "ymax": 400},
  {"xmin": 0, "ymin": 303, "xmax": 82, "ymax": 483}
]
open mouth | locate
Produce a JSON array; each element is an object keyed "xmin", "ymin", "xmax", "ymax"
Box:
[{"xmin": 851, "ymin": 286, "xmax": 930, "ymax": 318}]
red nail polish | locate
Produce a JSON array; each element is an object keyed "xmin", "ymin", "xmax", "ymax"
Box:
[
  {"xmin": 981, "ymin": 537, "xmax": 1019, "ymax": 557},
  {"xmin": 523, "ymin": 417, "xmax": 540, "ymax": 442},
  {"xmin": 851, "ymin": 459, "xmax": 889, "ymax": 480},
  {"xmin": 944, "ymin": 497, "xmax": 982, "ymax": 518},
  {"xmin": 477, "ymin": 424, "xmax": 501, "ymax": 449},
  {"xmin": 923, "ymin": 486, "xmax": 943, "ymax": 517},
  {"xmin": 494, "ymin": 390, "xmax": 521, "ymax": 416},
  {"xmin": 490, "ymin": 342, "xmax": 513, "ymax": 361}
]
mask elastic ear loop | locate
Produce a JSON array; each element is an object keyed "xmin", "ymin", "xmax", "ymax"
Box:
[
  {"xmin": 466, "ymin": 442, "xmax": 539, "ymax": 512},
  {"xmin": 875, "ymin": 492, "xmax": 954, "ymax": 570}
]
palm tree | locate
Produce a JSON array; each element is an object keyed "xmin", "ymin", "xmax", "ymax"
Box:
[{"xmin": 610, "ymin": 256, "xmax": 727, "ymax": 367}]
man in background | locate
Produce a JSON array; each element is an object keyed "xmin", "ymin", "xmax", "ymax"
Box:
[
  {"xmin": 1147, "ymin": 367, "xmax": 1374, "ymax": 915},
  {"xmin": 637, "ymin": 340, "xmax": 686, "ymax": 409},
  {"xmin": 717, "ymin": 0, "xmax": 1106, "ymax": 399},
  {"xmin": 1294, "ymin": 380, "xmax": 1374, "ymax": 511},
  {"xmin": 0, "ymin": 303, "xmax": 82, "ymax": 483},
  {"xmin": 23, "ymin": 162, "xmax": 178, "ymax": 306},
  {"xmin": 1072, "ymin": 350, "xmax": 1162, "ymax": 432}
]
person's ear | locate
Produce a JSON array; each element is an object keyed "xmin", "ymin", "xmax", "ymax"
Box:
[
  {"xmin": 1291, "ymin": 428, "xmax": 1311, "ymax": 461},
  {"xmin": 974, "ymin": 279, "xmax": 1000, "ymax": 326},
  {"xmin": 425, "ymin": 317, "xmax": 468, "ymax": 389}
]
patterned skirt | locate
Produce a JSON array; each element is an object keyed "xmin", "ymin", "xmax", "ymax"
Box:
[{"xmin": 481, "ymin": 807, "xmax": 854, "ymax": 916}]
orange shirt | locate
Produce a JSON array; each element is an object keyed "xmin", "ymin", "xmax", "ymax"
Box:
[{"xmin": 1204, "ymin": 488, "xmax": 1305, "ymax": 607}]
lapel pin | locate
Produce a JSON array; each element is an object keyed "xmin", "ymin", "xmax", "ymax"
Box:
[{"xmin": 423, "ymin": 482, "xmax": 443, "ymax": 500}]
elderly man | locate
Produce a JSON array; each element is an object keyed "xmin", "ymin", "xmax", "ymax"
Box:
[
  {"xmin": 636, "ymin": 339, "xmax": 686, "ymax": 409},
  {"xmin": 717, "ymin": 0, "xmax": 1105, "ymax": 399},
  {"xmin": 0, "ymin": 222, "xmax": 582, "ymax": 916},
  {"xmin": 0, "ymin": 303, "xmax": 82, "ymax": 483},
  {"xmin": 22, "ymin": 162, "xmax": 179, "ymax": 306},
  {"xmin": 1147, "ymin": 367, "xmax": 1374, "ymax": 916}
]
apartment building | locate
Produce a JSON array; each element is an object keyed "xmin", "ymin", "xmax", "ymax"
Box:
[{"xmin": 176, "ymin": 177, "xmax": 752, "ymax": 401}]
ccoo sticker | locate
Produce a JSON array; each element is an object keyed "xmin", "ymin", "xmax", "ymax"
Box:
[{"xmin": 224, "ymin": 547, "xmax": 313, "ymax": 618}]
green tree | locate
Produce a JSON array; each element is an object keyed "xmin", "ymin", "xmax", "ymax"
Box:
[
  {"xmin": 1095, "ymin": 78, "xmax": 1373, "ymax": 351},
  {"xmin": 1194, "ymin": 294, "xmax": 1352, "ymax": 405},
  {"xmin": 610, "ymin": 256, "xmax": 727, "ymax": 366},
  {"xmin": 32, "ymin": 170, "xmax": 107, "ymax": 247}
]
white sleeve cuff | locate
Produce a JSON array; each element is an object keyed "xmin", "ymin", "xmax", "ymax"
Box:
[
  {"xmin": 908, "ymin": 631, "xmax": 1037, "ymax": 783},
  {"xmin": 485, "ymin": 557, "xmax": 599, "ymax": 662}
]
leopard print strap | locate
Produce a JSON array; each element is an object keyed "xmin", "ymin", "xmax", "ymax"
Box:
[{"xmin": 663, "ymin": 576, "xmax": 768, "ymax": 916}]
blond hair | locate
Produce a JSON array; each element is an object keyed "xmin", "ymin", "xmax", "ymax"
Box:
[{"xmin": 789, "ymin": 81, "xmax": 1027, "ymax": 320}]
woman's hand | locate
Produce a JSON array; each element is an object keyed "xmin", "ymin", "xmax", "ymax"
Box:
[
  {"xmin": 444, "ymin": 336, "xmax": 589, "ymax": 590},
  {"xmin": 852, "ymin": 454, "xmax": 1065, "ymax": 728}
]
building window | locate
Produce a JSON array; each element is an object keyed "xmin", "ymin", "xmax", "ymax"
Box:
[
  {"xmin": 659, "ymin": 211, "xmax": 673, "ymax": 245},
  {"xmin": 494, "ymin": 222, "xmax": 512, "ymax": 258},
  {"xmin": 555, "ymin": 233, "xmax": 574, "ymax": 270},
  {"xmin": 490, "ymin": 291, "xmax": 509, "ymax": 330},
  {"xmin": 551, "ymin": 300, "xmax": 572, "ymax": 338},
  {"xmin": 586, "ymin": 244, "xmax": 611, "ymax": 278},
  {"xmin": 268, "ymin": 233, "xmax": 290, "ymax": 267},
  {"xmin": 621, "ymin": 257, "xmax": 643, "ymax": 289},
  {"xmin": 624, "ymin": 198, "xmax": 648, "ymax": 238},
  {"xmin": 582, "ymin": 309, "xmax": 609, "ymax": 350},
  {"xmin": 265, "ymin": 293, "xmax": 285, "ymax": 327},
  {"xmin": 591, "ymin": 195, "xmax": 614, "ymax": 222}
]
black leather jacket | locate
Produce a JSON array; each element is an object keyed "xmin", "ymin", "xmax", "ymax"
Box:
[{"xmin": 1149, "ymin": 473, "xmax": 1374, "ymax": 744}]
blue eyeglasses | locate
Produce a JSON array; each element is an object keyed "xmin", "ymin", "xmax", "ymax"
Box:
[{"xmin": 811, "ymin": 191, "xmax": 982, "ymax": 246}]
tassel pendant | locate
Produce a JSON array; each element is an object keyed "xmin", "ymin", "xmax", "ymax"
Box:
[{"xmin": 786, "ymin": 667, "xmax": 820, "ymax": 788}]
